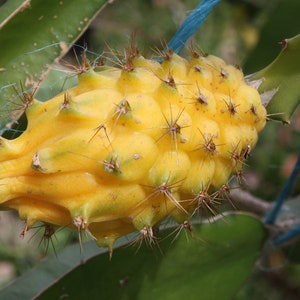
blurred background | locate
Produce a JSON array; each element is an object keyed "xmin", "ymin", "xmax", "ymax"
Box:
[{"xmin": 0, "ymin": 0, "xmax": 300, "ymax": 298}]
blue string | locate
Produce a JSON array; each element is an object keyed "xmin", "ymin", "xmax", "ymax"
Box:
[
  {"xmin": 272, "ymin": 223, "xmax": 300, "ymax": 247},
  {"xmin": 166, "ymin": 0, "xmax": 221, "ymax": 55},
  {"xmin": 264, "ymin": 153, "xmax": 300, "ymax": 225}
]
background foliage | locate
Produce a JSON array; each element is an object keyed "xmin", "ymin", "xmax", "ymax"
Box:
[{"xmin": 0, "ymin": 0, "xmax": 300, "ymax": 299}]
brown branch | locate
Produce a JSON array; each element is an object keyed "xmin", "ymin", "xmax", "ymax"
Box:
[
  {"xmin": 230, "ymin": 189, "xmax": 272, "ymax": 217},
  {"xmin": 230, "ymin": 189, "xmax": 300, "ymax": 241}
]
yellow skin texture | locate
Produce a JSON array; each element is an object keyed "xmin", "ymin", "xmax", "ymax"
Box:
[{"xmin": 0, "ymin": 52, "xmax": 266, "ymax": 250}]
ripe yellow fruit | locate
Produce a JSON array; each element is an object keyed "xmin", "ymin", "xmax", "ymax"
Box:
[{"xmin": 0, "ymin": 49, "xmax": 266, "ymax": 251}]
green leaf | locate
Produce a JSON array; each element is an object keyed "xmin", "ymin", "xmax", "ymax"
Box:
[
  {"xmin": 35, "ymin": 67, "xmax": 78, "ymax": 101},
  {"xmin": 248, "ymin": 34, "xmax": 300, "ymax": 123},
  {"xmin": 0, "ymin": 213, "xmax": 266, "ymax": 300},
  {"xmin": 0, "ymin": 0, "xmax": 31, "ymax": 29},
  {"xmin": 0, "ymin": 0, "xmax": 108, "ymax": 129}
]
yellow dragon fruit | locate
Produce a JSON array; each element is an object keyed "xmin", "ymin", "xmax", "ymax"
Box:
[{"xmin": 0, "ymin": 47, "xmax": 266, "ymax": 252}]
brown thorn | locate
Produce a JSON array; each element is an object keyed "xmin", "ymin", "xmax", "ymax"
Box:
[
  {"xmin": 164, "ymin": 220, "xmax": 193, "ymax": 244},
  {"xmin": 220, "ymin": 67, "xmax": 229, "ymax": 79},
  {"xmin": 224, "ymin": 97, "xmax": 239, "ymax": 116},
  {"xmin": 11, "ymin": 81, "xmax": 39, "ymax": 118},
  {"xmin": 123, "ymin": 33, "xmax": 140, "ymax": 71},
  {"xmin": 102, "ymin": 39, "xmax": 138, "ymax": 71},
  {"xmin": 193, "ymin": 65, "xmax": 203, "ymax": 73},
  {"xmin": 164, "ymin": 73, "xmax": 176, "ymax": 89},
  {"xmin": 88, "ymin": 123, "xmax": 112, "ymax": 150},
  {"xmin": 243, "ymin": 144, "xmax": 252, "ymax": 160},
  {"xmin": 212, "ymin": 184, "xmax": 238, "ymax": 210},
  {"xmin": 187, "ymin": 42, "xmax": 207, "ymax": 58},
  {"xmin": 140, "ymin": 177, "xmax": 187, "ymax": 214},
  {"xmin": 151, "ymin": 43, "xmax": 173, "ymax": 61},
  {"xmin": 130, "ymin": 226, "xmax": 162, "ymax": 255},
  {"xmin": 38, "ymin": 224, "xmax": 57, "ymax": 257},
  {"xmin": 60, "ymin": 43, "xmax": 92, "ymax": 77},
  {"xmin": 72, "ymin": 43, "xmax": 91, "ymax": 74},
  {"xmin": 194, "ymin": 81, "xmax": 208, "ymax": 105},
  {"xmin": 19, "ymin": 221, "xmax": 29, "ymax": 239},
  {"xmin": 103, "ymin": 156, "xmax": 122, "ymax": 174},
  {"xmin": 73, "ymin": 216, "xmax": 96, "ymax": 262},
  {"xmin": 27, "ymin": 223, "xmax": 59, "ymax": 257},
  {"xmin": 111, "ymin": 98, "xmax": 131, "ymax": 131},
  {"xmin": 197, "ymin": 94, "xmax": 208, "ymax": 105},
  {"xmin": 156, "ymin": 106, "xmax": 188, "ymax": 153},
  {"xmin": 234, "ymin": 170, "xmax": 248, "ymax": 187},
  {"xmin": 189, "ymin": 185, "xmax": 221, "ymax": 221},
  {"xmin": 59, "ymin": 92, "xmax": 72, "ymax": 110},
  {"xmin": 229, "ymin": 142, "xmax": 248, "ymax": 169},
  {"xmin": 31, "ymin": 152, "xmax": 45, "ymax": 172},
  {"xmin": 193, "ymin": 129, "xmax": 219, "ymax": 156},
  {"xmin": 250, "ymin": 104, "xmax": 258, "ymax": 116}
]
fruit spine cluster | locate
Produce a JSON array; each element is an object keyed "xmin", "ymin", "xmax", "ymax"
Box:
[{"xmin": 0, "ymin": 48, "xmax": 266, "ymax": 251}]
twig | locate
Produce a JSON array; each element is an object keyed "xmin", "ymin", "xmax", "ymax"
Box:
[{"xmin": 230, "ymin": 189, "xmax": 272, "ymax": 217}]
